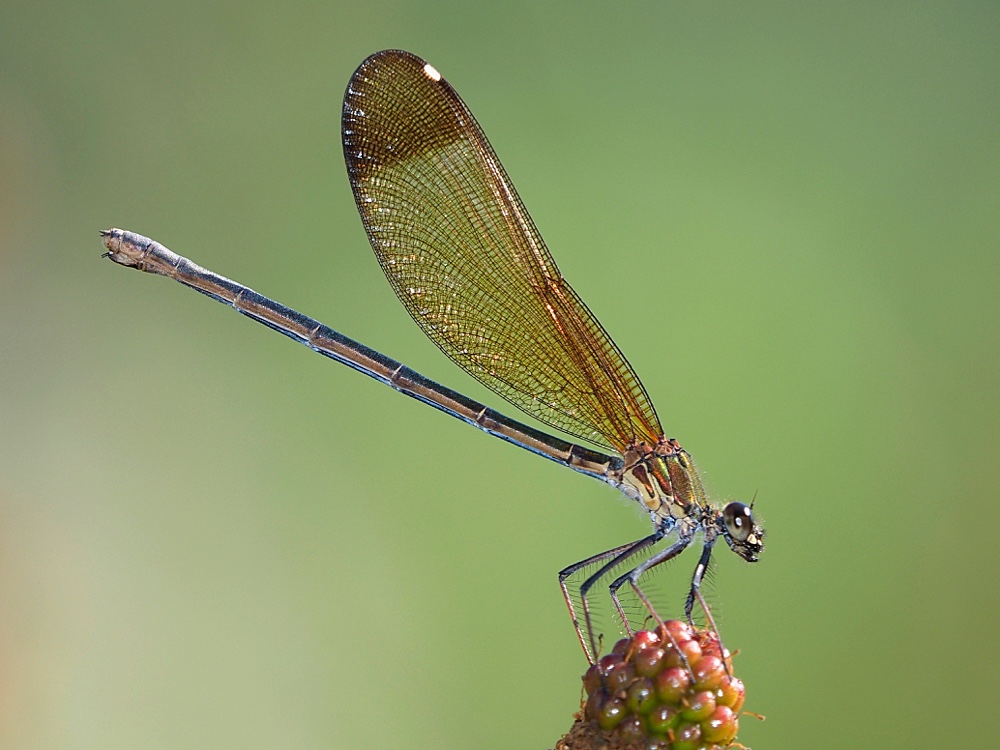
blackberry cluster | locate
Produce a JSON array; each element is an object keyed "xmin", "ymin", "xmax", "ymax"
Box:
[{"xmin": 578, "ymin": 621, "xmax": 746, "ymax": 750}]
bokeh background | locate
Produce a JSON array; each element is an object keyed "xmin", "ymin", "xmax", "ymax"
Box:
[{"xmin": 1, "ymin": 2, "xmax": 997, "ymax": 748}]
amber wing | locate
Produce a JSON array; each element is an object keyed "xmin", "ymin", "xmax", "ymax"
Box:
[{"xmin": 342, "ymin": 50, "xmax": 662, "ymax": 453}]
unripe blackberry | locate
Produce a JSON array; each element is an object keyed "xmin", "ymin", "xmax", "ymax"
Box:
[{"xmin": 562, "ymin": 622, "xmax": 748, "ymax": 750}]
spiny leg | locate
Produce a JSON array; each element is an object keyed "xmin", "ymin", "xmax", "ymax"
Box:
[
  {"xmin": 608, "ymin": 534, "xmax": 694, "ymax": 671},
  {"xmin": 558, "ymin": 540, "xmax": 642, "ymax": 664},
  {"xmin": 560, "ymin": 529, "xmax": 666, "ymax": 663},
  {"xmin": 683, "ymin": 536, "xmax": 716, "ymax": 623},
  {"xmin": 684, "ymin": 536, "xmax": 732, "ymax": 676},
  {"xmin": 579, "ymin": 533, "xmax": 665, "ymax": 660},
  {"xmin": 580, "ymin": 533, "xmax": 666, "ymax": 643}
]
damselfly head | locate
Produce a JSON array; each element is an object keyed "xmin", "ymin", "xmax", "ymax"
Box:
[{"xmin": 721, "ymin": 501, "xmax": 765, "ymax": 562}]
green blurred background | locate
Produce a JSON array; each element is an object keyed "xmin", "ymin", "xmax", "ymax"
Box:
[{"xmin": 1, "ymin": 2, "xmax": 997, "ymax": 748}]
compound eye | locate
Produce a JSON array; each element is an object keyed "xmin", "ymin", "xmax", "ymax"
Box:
[{"xmin": 723, "ymin": 502, "xmax": 753, "ymax": 542}]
